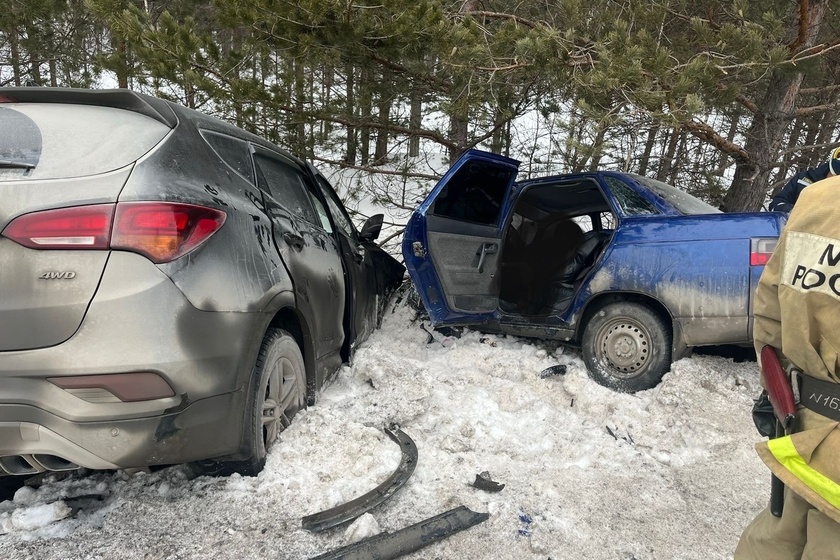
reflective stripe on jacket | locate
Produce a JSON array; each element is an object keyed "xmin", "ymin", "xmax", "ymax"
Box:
[{"xmin": 756, "ymin": 412, "xmax": 840, "ymax": 524}]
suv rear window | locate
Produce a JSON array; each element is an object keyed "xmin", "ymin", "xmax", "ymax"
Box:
[{"xmin": 0, "ymin": 103, "xmax": 170, "ymax": 181}]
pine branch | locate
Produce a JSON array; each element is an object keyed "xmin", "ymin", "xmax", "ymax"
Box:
[
  {"xmin": 681, "ymin": 119, "xmax": 749, "ymax": 163},
  {"xmin": 795, "ymin": 99, "xmax": 840, "ymax": 117},
  {"xmin": 780, "ymin": 140, "xmax": 840, "ymax": 157},
  {"xmin": 367, "ymin": 53, "xmax": 453, "ymax": 91},
  {"xmin": 800, "ymin": 84, "xmax": 840, "ymax": 96},
  {"xmin": 735, "ymin": 94, "xmax": 758, "ymax": 115},
  {"xmin": 458, "ymin": 11, "xmax": 540, "ymax": 29},
  {"xmin": 787, "ymin": 40, "xmax": 840, "ymax": 66},
  {"xmin": 310, "ymin": 154, "xmax": 441, "ymax": 181}
]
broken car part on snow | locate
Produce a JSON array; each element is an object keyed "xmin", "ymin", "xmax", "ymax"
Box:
[
  {"xmin": 471, "ymin": 471, "xmax": 505, "ymax": 493},
  {"xmin": 308, "ymin": 505, "xmax": 490, "ymax": 560},
  {"xmin": 302, "ymin": 425, "xmax": 417, "ymax": 533}
]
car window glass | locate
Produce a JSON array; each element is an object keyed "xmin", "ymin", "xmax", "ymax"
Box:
[
  {"xmin": 254, "ymin": 153, "xmax": 318, "ymax": 224},
  {"xmin": 573, "ymin": 215, "xmax": 594, "ymax": 233},
  {"xmin": 431, "ymin": 159, "xmax": 513, "ymax": 226},
  {"xmin": 630, "ymin": 174, "xmax": 721, "ymax": 215},
  {"xmin": 315, "ymin": 176, "xmax": 356, "ymax": 237},
  {"xmin": 604, "ymin": 176, "xmax": 658, "ymax": 216},
  {"xmin": 0, "ymin": 103, "xmax": 168, "ymax": 181},
  {"xmin": 306, "ymin": 189, "xmax": 333, "ymax": 233},
  {"xmin": 600, "ymin": 211, "xmax": 617, "ymax": 229},
  {"xmin": 200, "ymin": 130, "xmax": 253, "ymax": 183}
]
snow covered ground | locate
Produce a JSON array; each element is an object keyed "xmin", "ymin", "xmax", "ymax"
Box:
[{"xmin": 0, "ymin": 296, "xmax": 770, "ymax": 560}]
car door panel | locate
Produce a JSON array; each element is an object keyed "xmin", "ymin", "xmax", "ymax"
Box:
[
  {"xmin": 254, "ymin": 151, "xmax": 345, "ymax": 357},
  {"xmin": 308, "ymin": 171, "xmax": 380, "ymax": 351},
  {"xmin": 426, "ymin": 227, "xmax": 500, "ymax": 313},
  {"xmin": 403, "ymin": 150, "xmax": 520, "ymax": 324}
]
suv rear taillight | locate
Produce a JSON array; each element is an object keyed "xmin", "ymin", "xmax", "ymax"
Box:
[
  {"xmin": 1, "ymin": 204, "xmax": 114, "ymax": 249},
  {"xmin": 2, "ymin": 202, "xmax": 226, "ymax": 263},
  {"xmin": 750, "ymin": 237, "xmax": 777, "ymax": 266}
]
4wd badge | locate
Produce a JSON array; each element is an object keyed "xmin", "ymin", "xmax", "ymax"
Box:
[{"xmin": 39, "ymin": 271, "xmax": 76, "ymax": 280}]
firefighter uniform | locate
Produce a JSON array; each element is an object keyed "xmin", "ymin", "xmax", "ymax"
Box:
[
  {"xmin": 769, "ymin": 148, "xmax": 840, "ymax": 212},
  {"xmin": 736, "ymin": 175, "xmax": 840, "ymax": 559}
]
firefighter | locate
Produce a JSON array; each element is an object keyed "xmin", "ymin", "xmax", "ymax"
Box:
[
  {"xmin": 769, "ymin": 147, "xmax": 840, "ymax": 212},
  {"xmin": 735, "ymin": 173, "xmax": 840, "ymax": 559}
]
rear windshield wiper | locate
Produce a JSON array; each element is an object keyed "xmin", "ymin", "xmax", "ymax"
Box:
[{"xmin": 0, "ymin": 159, "xmax": 35, "ymax": 169}]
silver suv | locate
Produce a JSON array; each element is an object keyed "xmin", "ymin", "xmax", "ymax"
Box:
[{"xmin": 0, "ymin": 87, "xmax": 404, "ymax": 476}]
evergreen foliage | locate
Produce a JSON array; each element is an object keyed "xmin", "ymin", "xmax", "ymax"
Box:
[{"xmin": 1, "ymin": 0, "xmax": 838, "ymax": 216}]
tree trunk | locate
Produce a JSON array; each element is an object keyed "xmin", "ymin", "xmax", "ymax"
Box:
[
  {"xmin": 656, "ymin": 127, "xmax": 680, "ymax": 182},
  {"xmin": 294, "ymin": 57, "xmax": 306, "ymax": 157},
  {"xmin": 448, "ymin": 108, "xmax": 468, "ymax": 161},
  {"xmin": 9, "ymin": 28, "xmax": 21, "ymax": 86},
  {"xmin": 345, "ymin": 63, "xmax": 357, "ymax": 164},
  {"xmin": 374, "ymin": 76, "xmax": 391, "ymax": 165},
  {"xmin": 116, "ymin": 37, "xmax": 128, "ymax": 89},
  {"xmin": 722, "ymin": 0, "xmax": 830, "ymax": 212},
  {"xmin": 713, "ymin": 114, "xmax": 740, "ymax": 177},
  {"xmin": 322, "ymin": 64, "xmax": 333, "ymax": 140},
  {"xmin": 587, "ymin": 122, "xmax": 608, "ymax": 171},
  {"xmin": 637, "ymin": 123, "xmax": 660, "ymax": 176},
  {"xmin": 409, "ymin": 90, "xmax": 422, "ymax": 157},
  {"xmin": 359, "ymin": 67, "xmax": 372, "ymax": 165},
  {"xmin": 669, "ymin": 130, "xmax": 688, "ymax": 185}
]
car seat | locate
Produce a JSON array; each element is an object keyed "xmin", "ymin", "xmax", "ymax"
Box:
[{"xmin": 540, "ymin": 230, "xmax": 612, "ymax": 314}]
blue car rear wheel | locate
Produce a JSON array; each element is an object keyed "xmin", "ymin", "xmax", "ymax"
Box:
[{"xmin": 582, "ymin": 302, "xmax": 672, "ymax": 392}]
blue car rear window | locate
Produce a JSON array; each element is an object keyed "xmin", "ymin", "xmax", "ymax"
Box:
[
  {"xmin": 604, "ymin": 177, "xmax": 658, "ymax": 216},
  {"xmin": 631, "ymin": 175, "xmax": 721, "ymax": 215}
]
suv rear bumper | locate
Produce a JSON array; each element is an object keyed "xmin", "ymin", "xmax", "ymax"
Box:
[
  {"xmin": 0, "ymin": 252, "xmax": 265, "ymax": 471},
  {"xmin": 0, "ymin": 390, "xmax": 243, "ymax": 473}
]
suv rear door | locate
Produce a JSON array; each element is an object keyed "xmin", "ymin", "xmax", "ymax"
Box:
[
  {"xmin": 402, "ymin": 150, "xmax": 519, "ymax": 325},
  {"xmin": 0, "ymin": 98, "xmax": 170, "ymax": 351}
]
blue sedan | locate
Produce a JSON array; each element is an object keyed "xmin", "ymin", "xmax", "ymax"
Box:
[{"xmin": 403, "ymin": 149, "xmax": 786, "ymax": 392}]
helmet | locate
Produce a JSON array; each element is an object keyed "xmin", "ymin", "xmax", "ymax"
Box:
[{"xmin": 830, "ymin": 147, "xmax": 840, "ymax": 176}]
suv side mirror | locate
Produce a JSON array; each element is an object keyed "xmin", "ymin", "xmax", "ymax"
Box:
[{"xmin": 359, "ymin": 214, "xmax": 384, "ymax": 242}]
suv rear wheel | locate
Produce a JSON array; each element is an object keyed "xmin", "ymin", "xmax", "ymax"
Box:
[
  {"xmin": 581, "ymin": 301, "xmax": 671, "ymax": 393},
  {"xmin": 196, "ymin": 328, "xmax": 306, "ymax": 476}
]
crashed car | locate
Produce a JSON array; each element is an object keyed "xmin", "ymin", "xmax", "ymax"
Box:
[
  {"xmin": 403, "ymin": 149, "xmax": 785, "ymax": 392},
  {"xmin": 0, "ymin": 87, "xmax": 403, "ymax": 477}
]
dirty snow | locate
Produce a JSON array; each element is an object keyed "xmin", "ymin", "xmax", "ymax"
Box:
[{"xmin": 0, "ymin": 298, "xmax": 769, "ymax": 559}]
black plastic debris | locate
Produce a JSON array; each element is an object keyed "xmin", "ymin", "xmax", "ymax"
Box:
[
  {"xmin": 539, "ymin": 364, "xmax": 567, "ymax": 378},
  {"xmin": 605, "ymin": 424, "xmax": 635, "ymax": 445},
  {"xmin": 435, "ymin": 326, "xmax": 462, "ymax": 339},
  {"xmin": 308, "ymin": 505, "xmax": 489, "ymax": 560},
  {"xmin": 472, "ymin": 471, "xmax": 505, "ymax": 493},
  {"xmin": 302, "ymin": 425, "xmax": 418, "ymax": 533}
]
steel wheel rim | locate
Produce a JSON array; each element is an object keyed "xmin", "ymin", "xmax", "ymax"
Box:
[{"xmin": 595, "ymin": 318, "xmax": 651, "ymax": 379}]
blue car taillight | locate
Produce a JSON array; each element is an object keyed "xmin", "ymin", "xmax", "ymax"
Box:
[{"xmin": 751, "ymin": 237, "xmax": 777, "ymax": 266}]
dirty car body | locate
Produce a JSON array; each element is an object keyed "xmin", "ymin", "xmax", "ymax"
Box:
[
  {"xmin": 403, "ymin": 149, "xmax": 784, "ymax": 392},
  {"xmin": 0, "ymin": 87, "xmax": 403, "ymax": 476}
]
